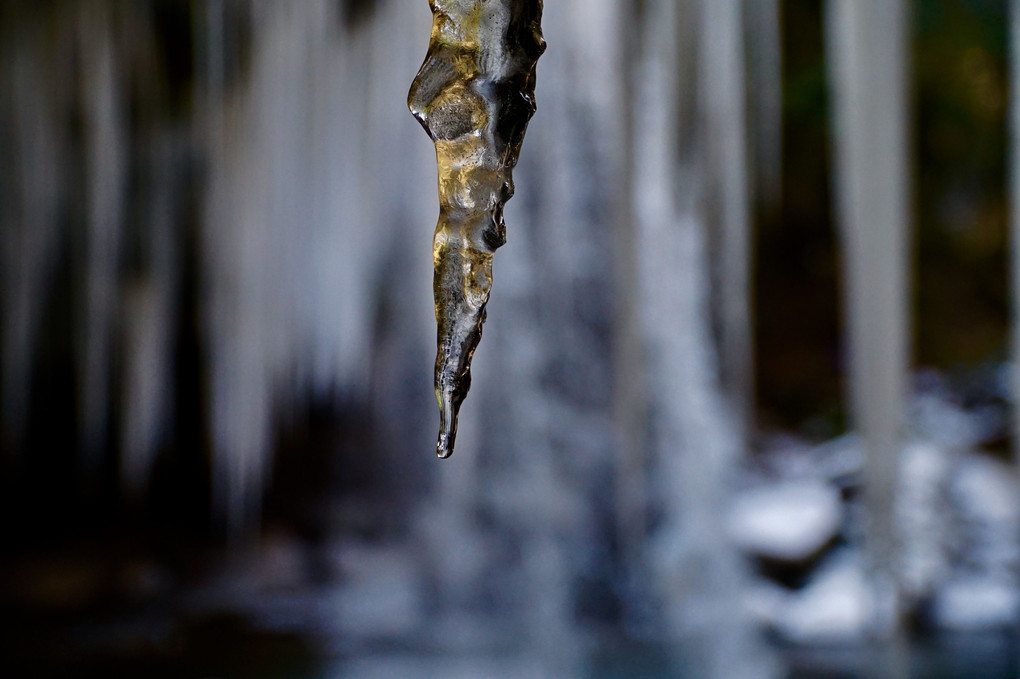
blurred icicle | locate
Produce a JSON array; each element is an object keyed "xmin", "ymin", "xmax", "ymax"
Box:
[
  {"xmin": 637, "ymin": 0, "xmax": 776, "ymax": 676},
  {"xmin": 202, "ymin": 0, "xmax": 302, "ymax": 536},
  {"xmin": 1, "ymin": 14, "xmax": 70, "ymax": 456},
  {"xmin": 78, "ymin": 2, "xmax": 126, "ymax": 474},
  {"xmin": 701, "ymin": 0, "xmax": 754, "ymax": 437},
  {"xmin": 1007, "ymin": 3, "xmax": 1020, "ymax": 671},
  {"xmin": 613, "ymin": 0, "xmax": 649, "ymax": 581},
  {"xmin": 745, "ymin": 0, "xmax": 783, "ymax": 210},
  {"xmin": 200, "ymin": 0, "xmax": 251, "ymax": 537},
  {"xmin": 826, "ymin": 0, "xmax": 911, "ymax": 659},
  {"xmin": 120, "ymin": 281, "xmax": 173, "ymax": 495},
  {"xmin": 1011, "ymin": 0, "xmax": 1020, "ymax": 468},
  {"xmin": 120, "ymin": 134, "xmax": 179, "ymax": 496},
  {"xmin": 201, "ymin": 0, "xmax": 277, "ymax": 537},
  {"xmin": 493, "ymin": 0, "xmax": 613, "ymax": 662},
  {"xmin": 198, "ymin": 0, "xmax": 425, "ymax": 535},
  {"xmin": 2, "ymin": 1, "xmax": 441, "ymax": 529},
  {"xmin": 306, "ymin": 2, "xmax": 378, "ymax": 397},
  {"xmin": 116, "ymin": 5, "xmax": 180, "ymax": 496}
]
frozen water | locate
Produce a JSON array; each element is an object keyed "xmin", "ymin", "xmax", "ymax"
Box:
[{"xmin": 408, "ymin": 0, "xmax": 546, "ymax": 459}]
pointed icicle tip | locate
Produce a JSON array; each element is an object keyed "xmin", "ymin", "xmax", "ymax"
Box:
[
  {"xmin": 436, "ymin": 433, "xmax": 454, "ymax": 459},
  {"xmin": 435, "ymin": 383, "xmax": 459, "ymax": 458}
]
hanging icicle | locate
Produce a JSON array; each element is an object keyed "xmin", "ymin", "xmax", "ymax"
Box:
[
  {"xmin": 701, "ymin": 0, "xmax": 753, "ymax": 438},
  {"xmin": 1, "ymin": 10, "xmax": 71, "ymax": 458},
  {"xmin": 827, "ymin": 0, "xmax": 910, "ymax": 648},
  {"xmin": 408, "ymin": 0, "xmax": 546, "ymax": 458},
  {"xmin": 78, "ymin": 0, "xmax": 127, "ymax": 476},
  {"xmin": 746, "ymin": 0, "xmax": 783, "ymax": 212},
  {"xmin": 1010, "ymin": 0, "xmax": 1020, "ymax": 468}
]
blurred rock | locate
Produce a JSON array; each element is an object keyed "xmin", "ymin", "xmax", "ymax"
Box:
[
  {"xmin": 728, "ymin": 480, "xmax": 842, "ymax": 563},
  {"xmin": 897, "ymin": 440, "xmax": 952, "ymax": 601},
  {"xmin": 932, "ymin": 576, "xmax": 1019, "ymax": 630},
  {"xmin": 772, "ymin": 551, "xmax": 871, "ymax": 643},
  {"xmin": 911, "ymin": 386, "xmax": 997, "ymax": 450}
]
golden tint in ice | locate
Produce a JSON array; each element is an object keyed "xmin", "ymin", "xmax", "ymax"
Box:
[{"xmin": 408, "ymin": 0, "xmax": 545, "ymax": 458}]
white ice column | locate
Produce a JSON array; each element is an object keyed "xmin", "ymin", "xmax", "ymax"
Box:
[
  {"xmin": 1, "ymin": 17, "xmax": 70, "ymax": 457},
  {"xmin": 1010, "ymin": 0, "xmax": 1020, "ymax": 468},
  {"xmin": 746, "ymin": 0, "xmax": 783, "ymax": 211},
  {"xmin": 638, "ymin": 0, "xmax": 777, "ymax": 676},
  {"xmin": 826, "ymin": 0, "xmax": 911, "ymax": 648},
  {"xmin": 701, "ymin": 0, "xmax": 754, "ymax": 437},
  {"xmin": 78, "ymin": 2, "xmax": 126, "ymax": 475}
]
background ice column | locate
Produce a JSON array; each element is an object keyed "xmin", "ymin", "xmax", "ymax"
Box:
[{"xmin": 827, "ymin": 0, "xmax": 911, "ymax": 649}]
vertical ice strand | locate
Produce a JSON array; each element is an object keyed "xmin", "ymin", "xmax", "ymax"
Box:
[{"xmin": 409, "ymin": 0, "xmax": 545, "ymax": 458}]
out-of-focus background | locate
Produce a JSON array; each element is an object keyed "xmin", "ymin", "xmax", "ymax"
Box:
[{"xmin": 2, "ymin": 0, "xmax": 1019, "ymax": 677}]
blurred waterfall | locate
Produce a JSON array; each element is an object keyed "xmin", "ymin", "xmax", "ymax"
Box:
[
  {"xmin": 1, "ymin": 1, "xmax": 780, "ymax": 672},
  {"xmin": 8, "ymin": 1, "xmax": 1020, "ymax": 677},
  {"xmin": 613, "ymin": 0, "xmax": 648, "ymax": 587},
  {"xmin": 827, "ymin": 0, "xmax": 911, "ymax": 652},
  {"xmin": 634, "ymin": 1, "xmax": 776, "ymax": 676},
  {"xmin": 78, "ymin": 2, "xmax": 127, "ymax": 477},
  {"xmin": 195, "ymin": 0, "xmax": 436, "ymax": 534},
  {"xmin": 0, "ymin": 0, "xmax": 437, "ymax": 532}
]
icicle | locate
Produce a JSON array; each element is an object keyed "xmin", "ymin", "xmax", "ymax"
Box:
[
  {"xmin": 120, "ymin": 135, "xmax": 178, "ymax": 496},
  {"xmin": 826, "ymin": 0, "xmax": 910, "ymax": 658},
  {"xmin": 1011, "ymin": 0, "xmax": 1020, "ymax": 468},
  {"xmin": 746, "ymin": 0, "xmax": 783, "ymax": 211},
  {"xmin": 1, "ymin": 14, "xmax": 69, "ymax": 456},
  {"xmin": 1007, "ymin": 4, "xmax": 1020, "ymax": 666},
  {"xmin": 701, "ymin": 0, "xmax": 754, "ymax": 437},
  {"xmin": 408, "ymin": 0, "xmax": 546, "ymax": 458},
  {"xmin": 200, "ymin": 0, "xmax": 273, "ymax": 538},
  {"xmin": 78, "ymin": 1, "xmax": 126, "ymax": 473},
  {"xmin": 612, "ymin": 0, "xmax": 649, "ymax": 588}
]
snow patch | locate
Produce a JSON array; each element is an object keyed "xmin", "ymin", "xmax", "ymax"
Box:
[
  {"xmin": 933, "ymin": 577, "xmax": 1019, "ymax": 630},
  {"xmin": 729, "ymin": 481, "xmax": 842, "ymax": 562},
  {"xmin": 774, "ymin": 553, "xmax": 871, "ymax": 643}
]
